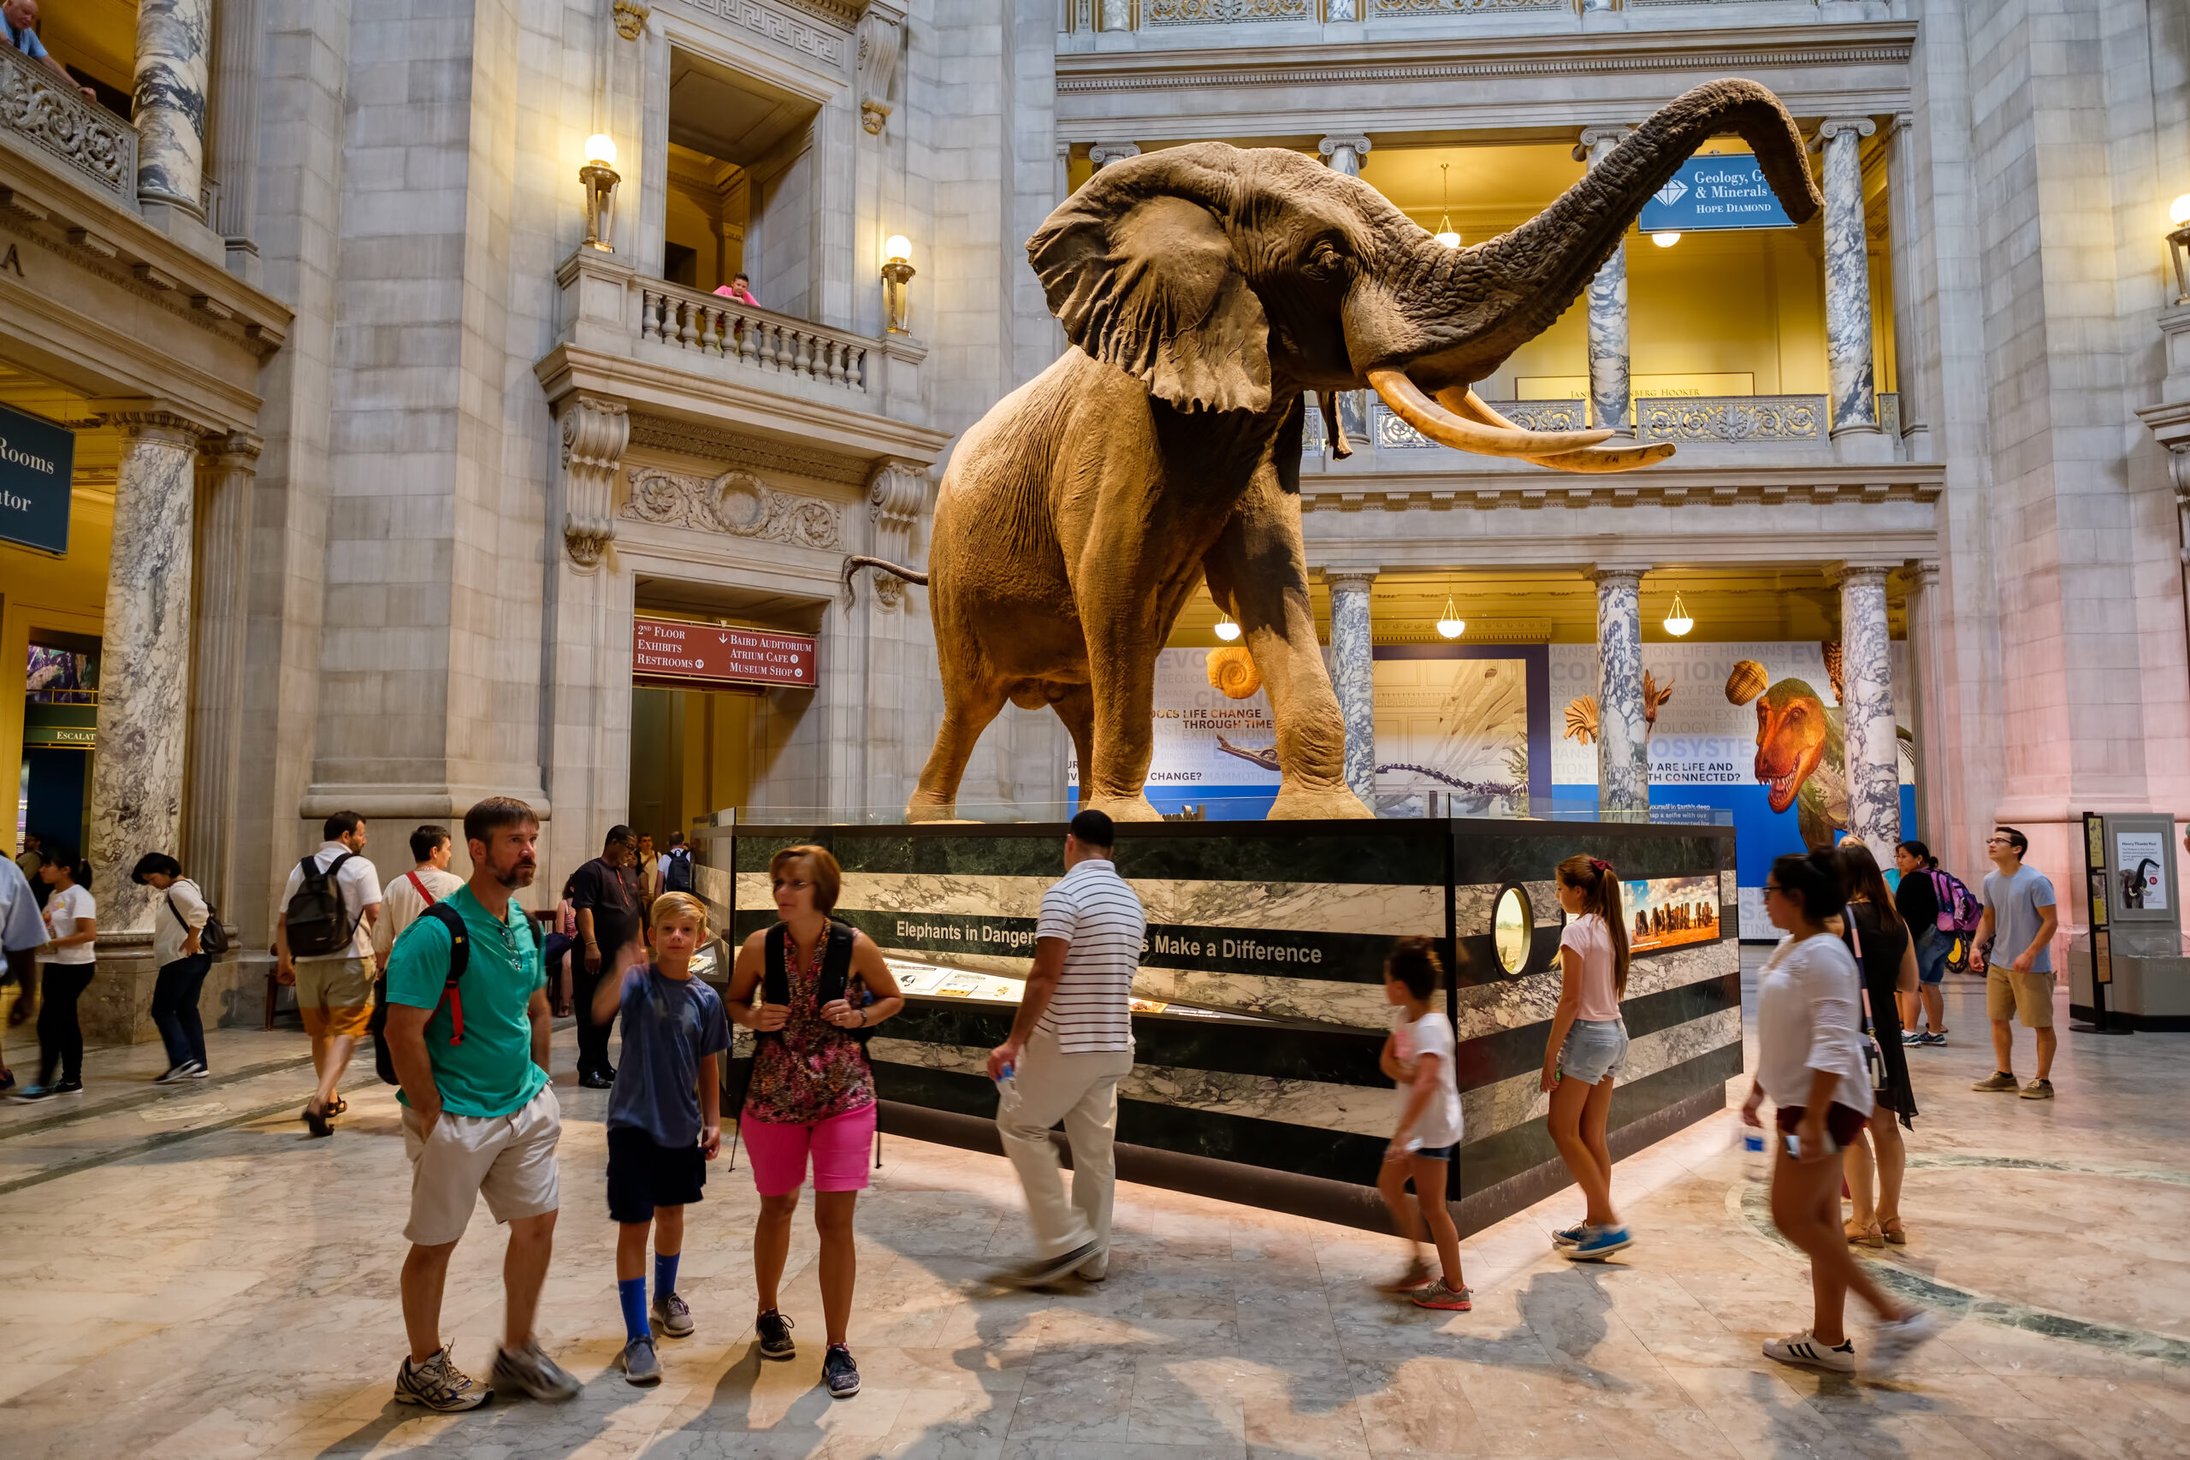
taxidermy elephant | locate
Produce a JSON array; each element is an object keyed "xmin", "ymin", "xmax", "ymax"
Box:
[{"xmin": 848, "ymin": 79, "xmax": 1820, "ymax": 823}]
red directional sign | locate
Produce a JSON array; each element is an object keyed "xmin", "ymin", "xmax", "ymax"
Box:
[{"xmin": 632, "ymin": 615, "xmax": 817, "ymax": 689}]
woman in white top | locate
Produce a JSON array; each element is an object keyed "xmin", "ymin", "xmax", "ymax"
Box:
[
  {"xmin": 1543, "ymin": 854, "xmax": 1633, "ymax": 1260},
  {"xmin": 1744, "ymin": 850, "xmax": 1936, "ymax": 1377},
  {"xmin": 133, "ymin": 852, "xmax": 213, "ymax": 1082},
  {"xmin": 15, "ymin": 847, "xmax": 95, "ymax": 1101}
]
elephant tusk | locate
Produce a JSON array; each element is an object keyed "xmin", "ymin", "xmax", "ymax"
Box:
[
  {"xmin": 1436, "ymin": 386, "xmax": 1678, "ymax": 475},
  {"xmin": 1366, "ymin": 368, "xmax": 1613, "ymax": 459},
  {"xmin": 1524, "ymin": 441, "xmax": 1678, "ymax": 473}
]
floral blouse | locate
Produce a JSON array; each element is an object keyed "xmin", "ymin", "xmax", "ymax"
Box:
[{"xmin": 746, "ymin": 925, "xmax": 875, "ymax": 1125}]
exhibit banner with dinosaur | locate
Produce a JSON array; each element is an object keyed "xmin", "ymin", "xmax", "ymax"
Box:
[
  {"xmin": 1066, "ymin": 647, "xmax": 1282, "ymax": 816},
  {"xmin": 1549, "ymin": 640, "xmax": 1915, "ymax": 936}
]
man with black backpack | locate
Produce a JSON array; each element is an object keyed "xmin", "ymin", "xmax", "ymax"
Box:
[
  {"xmin": 277, "ymin": 811, "xmax": 382, "ymax": 1136},
  {"xmin": 383, "ymin": 796, "xmax": 580, "ymax": 1411}
]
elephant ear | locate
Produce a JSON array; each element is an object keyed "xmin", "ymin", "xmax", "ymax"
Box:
[{"xmin": 1029, "ymin": 188, "xmax": 1271, "ymax": 414}]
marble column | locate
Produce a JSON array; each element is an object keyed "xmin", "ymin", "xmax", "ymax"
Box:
[
  {"xmin": 1835, "ymin": 564, "xmax": 1901, "ymax": 851},
  {"xmin": 91, "ymin": 408, "xmax": 202, "ymax": 933},
  {"xmin": 1575, "ymin": 128, "xmax": 1632, "ymax": 436},
  {"xmin": 132, "ymin": 0, "xmax": 213, "ymax": 214},
  {"xmin": 183, "ymin": 433, "xmax": 258, "ymax": 918},
  {"xmin": 1817, "ymin": 117, "xmax": 1881, "ymax": 443},
  {"xmin": 1592, "ymin": 567, "xmax": 1648, "ymax": 815},
  {"xmin": 1317, "ymin": 135, "xmax": 1371, "ymax": 178},
  {"xmin": 1326, "ymin": 572, "xmax": 1376, "ymax": 808},
  {"xmin": 1088, "ymin": 142, "xmax": 1140, "ymax": 172}
]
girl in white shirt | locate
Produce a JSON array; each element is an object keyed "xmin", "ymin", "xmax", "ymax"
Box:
[
  {"xmin": 1743, "ymin": 851, "xmax": 1936, "ymax": 1377},
  {"xmin": 15, "ymin": 848, "xmax": 95, "ymax": 1101},
  {"xmin": 1544, "ymin": 854, "xmax": 1633, "ymax": 1260},
  {"xmin": 1373, "ymin": 937, "xmax": 1469, "ymax": 1312}
]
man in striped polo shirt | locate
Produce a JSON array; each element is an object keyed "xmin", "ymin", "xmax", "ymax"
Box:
[{"xmin": 987, "ymin": 809, "xmax": 1147, "ymax": 1285}]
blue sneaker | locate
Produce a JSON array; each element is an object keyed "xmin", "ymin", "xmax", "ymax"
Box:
[
  {"xmin": 1567, "ymin": 1225, "xmax": 1633, "ymax": 1261},
  {"xmin": 1919, "ymin": 1032, "xmax": 1948, "ymax": 1047},
  {"xmin": 1900, "ymin": 1030, "xmax": 1923, "ymax": 1047},
  {"xmin": 1552, "ymin": 1224, "xmax": 1587, "ymax": 1247}
]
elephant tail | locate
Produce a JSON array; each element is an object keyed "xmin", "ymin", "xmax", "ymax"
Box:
[{"xmin": 842, "ymin": 555, "xmax": 929, "ymax": 606}]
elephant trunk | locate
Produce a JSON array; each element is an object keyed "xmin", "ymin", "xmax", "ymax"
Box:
[{"xmin": 1414, "ymin": 80, "xmax": 1820, "ymax": 374}]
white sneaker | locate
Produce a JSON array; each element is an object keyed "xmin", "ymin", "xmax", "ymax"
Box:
[
  {"xmin": 1763, "ymin": 1330, "xmax": 1857, "ymax": 1372},
  {"xmin": 1867, "ymin": 1308, "xmax": 1940, "ymax": 1374}
]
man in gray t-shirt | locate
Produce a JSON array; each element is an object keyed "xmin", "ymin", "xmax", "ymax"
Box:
[{"xmin": 1972, "ymin": 826, "xmax": 2059, "ymax": 1100}]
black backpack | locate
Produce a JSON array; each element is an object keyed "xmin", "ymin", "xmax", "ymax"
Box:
[
  {"xmin": 370, "ymin": 902, "xmax": 499, "ymax": 1085},
  {"xmin": 284, "ymin": 852, "xmax": 356, "ymax": 957},
  {"xmin": 663, "ymin": 846, "xmax": 695, "ymax": 893},
  {"xmin": 165, "ymin": 881, "xmax": 230, "ymax": 958},
  {"xmin": 723, "ymin": 920, "xmax": 864, "ymax": 1115}
]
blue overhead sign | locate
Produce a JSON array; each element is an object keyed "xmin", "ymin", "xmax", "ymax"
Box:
[
  {"xmin": 0, "ymin": 401, "xmax": 73, "ymax": 556},
  {"xmin": 1638, "ymin": 155, "xmax": 1794, "ymax": 233}
]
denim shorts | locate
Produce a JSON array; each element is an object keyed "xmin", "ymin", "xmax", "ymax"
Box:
[
  {"xmin": 1557, "ymin": 1017, "xmax": 1629, "ymax": 1084},
  {"xmin": 1913, "ymin": 927, "xmax": 1951, "ymax": 985}
]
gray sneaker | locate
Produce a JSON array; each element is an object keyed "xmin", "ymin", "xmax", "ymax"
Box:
[
  {"xmin": 652, "ymin": 1289, "xmax": 694, "ymax": 1339},
  {"xmin": 2019, "ymin": 1078, "xmax": 2055, "ymax": 1101},
  {"xmin": 618, "ymin": 1335, "xmax": 662, "ymax": 1387},
  {"xmin": 394, "ymin": 1346, "xmax": 490, "ymax": 1412},
  {"xmin": 490, "ymin": 1340, "xmax": 581, "ymax": 1402},
  {"xmin": 1003, "ymin": 1238, "xmax": 1102, "ymax": 1288},
  {"xmin": 1972, "ymin": 1071, "xmax": 2019, "ymax": 1092}
]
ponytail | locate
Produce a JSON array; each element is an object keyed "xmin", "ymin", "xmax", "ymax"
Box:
[{"xmin": 1557, "ymin": 853, "xmax": 1632, "ymax": 999}]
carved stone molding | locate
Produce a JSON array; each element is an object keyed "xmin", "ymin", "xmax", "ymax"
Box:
[
  {"xmin": 0, "ymin": 41, "xmax": 137, "ymax": 202},
  {"xmin": 559, "ymin": 395, "xmax": 630, "ymax": 567},
  {"xmin": 664, "ymin": 0, "xmax": 843, "ymax": 63},
  {"xmin": 612, "ymin": 0, "xmax": 650, "ymax": 39},
  {"xmin": 622, "ymin": 467, "xmax": 844, "ymax": 550},
  {"xmin": 99, "ymin": 407, "xmax": 205, "ymax": 448},
  {"xmin": 866, "ymin": 456, "xmax": 928, "ymax": 533},
  {"xmin": 856, "ymin": 2, "xmax": 904, "ymax": 136},
  {"xmin": 624, "ymin": 413, "xmax": 871, "ymax": 488}
]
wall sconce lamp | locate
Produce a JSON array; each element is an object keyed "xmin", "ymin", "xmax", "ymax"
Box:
[
  {"xmin": 1663, "ymin": 591, "xmax": 1694, "ymax": 637},
  {"xmin": 1213, "ymin": 609, "xmax": 1242, "ymax": 642},
  {"xmin": 1435, "ymin": 591, "xmax": 1465, "ymax": 640},
  {"xmin": 2169, "ymin": 194, "xmax": 2190, "ymax": 305},
  {"xmin": 882, "ymin": 234, "xmax": 916, "ymax": 334},
  {"xmin": 581, "ymin": 133, "xmax": 620, "ymax": 253}
]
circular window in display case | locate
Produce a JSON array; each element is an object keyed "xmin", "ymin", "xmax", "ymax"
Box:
[{"xmin": 1492, "ymin": 884, "xmax": 1533, "ymax": 977}]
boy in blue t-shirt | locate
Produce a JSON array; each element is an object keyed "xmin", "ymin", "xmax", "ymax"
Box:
[{"xmin": 593, "ymin": 892, "xmax": 729, "ymax": 1384}]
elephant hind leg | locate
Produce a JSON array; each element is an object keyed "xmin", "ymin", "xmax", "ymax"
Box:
[
  {"xmin": 909, "ymin": 677, "xmax": 1009, "ymax": 823},
  {"xmin": 1049, "ymin": 683, "xmax": 1096, "ymax": 800}
]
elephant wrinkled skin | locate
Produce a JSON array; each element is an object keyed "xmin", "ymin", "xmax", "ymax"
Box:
[{"xmin": 850, "ymin": 80, "xmax": 1820, "ymax": 824}]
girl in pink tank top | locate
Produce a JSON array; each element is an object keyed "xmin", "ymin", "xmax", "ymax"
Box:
[{"xmin": 1542, "ymin": 854, "xmax": 1635, "ymax": 1260}]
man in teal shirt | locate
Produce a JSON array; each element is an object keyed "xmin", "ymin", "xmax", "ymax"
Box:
[{"xmin": 383, "ymin": 797, "xmax": 580, "ymax": 1411}]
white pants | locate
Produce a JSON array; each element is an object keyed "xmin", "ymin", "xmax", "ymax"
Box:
[{"xmin": 996, "ymin": 1029, "xmax": 1133, "ymax": 1267}]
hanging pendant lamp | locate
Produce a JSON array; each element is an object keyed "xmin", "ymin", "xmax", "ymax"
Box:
[{"xmin": 1433, "ymin": 163, "xmax": 1460, "ymax": 250}]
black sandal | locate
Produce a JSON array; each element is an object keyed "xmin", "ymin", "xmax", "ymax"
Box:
[
  {"xmin": 301, "ymin": 1102, "xmax": 332, "ymax": 1138},
  {"xmin": 328, "ymin": 1097, "xmax": 348, "ymax": 1116}
]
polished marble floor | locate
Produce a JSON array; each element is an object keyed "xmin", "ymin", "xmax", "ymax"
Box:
[{"xmin": 1, "ymin": 968, "xmax": 2185, "ymax": 1459}]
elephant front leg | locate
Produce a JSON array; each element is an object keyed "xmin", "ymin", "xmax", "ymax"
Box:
[
  {"xmin": 1077, "ymin": 605, "xmax": 1163, "ymax": 823},
  {"xmin": 1203, "ymin": 478, "xmax": 1372, "ymax": 821}
]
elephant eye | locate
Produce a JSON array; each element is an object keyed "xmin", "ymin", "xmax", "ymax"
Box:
[{"xmin": 1305, "ymin": 239, "xmax": 1347, "ymax": 278}]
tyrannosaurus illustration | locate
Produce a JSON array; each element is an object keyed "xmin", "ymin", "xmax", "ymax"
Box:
[{"xmin": 1751, "ymin": 677, "xmax": 1846, "ymax": 850}]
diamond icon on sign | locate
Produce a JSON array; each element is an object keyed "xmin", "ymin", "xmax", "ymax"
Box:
[{"xmin": 1653, "ymin": 178, "xmax": 1688, "ymax": 207}]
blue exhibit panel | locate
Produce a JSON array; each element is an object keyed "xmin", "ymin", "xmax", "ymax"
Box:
[{"xmin": 1549, "ymin": 783, "xmax": 1918, "ymax": 890}]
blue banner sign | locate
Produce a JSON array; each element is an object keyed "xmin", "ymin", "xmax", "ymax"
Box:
[
  {"xmin": 1638, "ymin": 155, "xmax": 1793, "ymax": 233},
  {"xmin": 0, "ymin": 401, "xmax": 73, "ymax": 555}
]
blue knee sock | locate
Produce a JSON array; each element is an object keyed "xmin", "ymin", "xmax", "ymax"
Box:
[
  {"xmin": 618, "ymin": 1276, "xmax": 649, "ymax": 1342},
  {"xmin": 654, "ymin": 1251, "xmax": 680, "ymax": 1302}
]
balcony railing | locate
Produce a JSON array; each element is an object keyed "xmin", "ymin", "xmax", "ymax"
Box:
[
  {"xmin": 1306, "ymin": 394, "xmax": 1838, "ymax": 459},
  {"xmin": 637, "ymin": 280, "xmax": 873, "ymax": 395},
  {"xmin": 0, "ymin": 39, "xmax": 135, "ymax": 205},
  {"xmin": 1067, "ymin": 0, "xmax": 1813, "ymax": 30}
]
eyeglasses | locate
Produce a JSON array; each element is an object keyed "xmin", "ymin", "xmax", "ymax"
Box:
[
  {"xmin": 1985, "ymin": 836, "xmax": 2013, "ymax": 845},
  {"xmin": 1763, "ymin": 882, "xmax": 1784, "ymax": 896}
]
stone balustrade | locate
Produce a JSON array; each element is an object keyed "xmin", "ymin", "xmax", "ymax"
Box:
[
  {"xmin": 0, "ymin": 38, "xmax": 137, "ymax": 205},
  {"xmin": 1071, "ymin": 0, "xmax": 1805, "ymax": 30},
  {"xmin": 636, "ymin": 279, "xmax": 873, "ymax": 395},
  {"xmin": 1634, "ymin": 394, "xmax": 1825, "ymax": 444}
]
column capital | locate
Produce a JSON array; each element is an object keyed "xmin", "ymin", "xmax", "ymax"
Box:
[
  {"xmin": 1318, "ymin": 135, "xmax": 1372, "ymax": 162},
  {"xmin": 1890, "ymin": 110, "xmax": 1914, "ymax": 136},
  {"xmin": 1088, "ymin": 142, "xmax": 1141, "ymax": 171},
  {"xmin": 1813, "ymin": 116, "xmax": 1878, "ymax": 149},
  {"xmin": 1908, "ymin": 559, "xmax": 1940, "ymax": 589},
  {"xmin": 1573, "ymin": 126, "xmax": 1631, "ymax": 163},
  {"xmin": 1586, "ymin": 564, "xmax": 1649, "ymax": 587},
  {"xmin": 1825, "ymin": 560, "xmax": 1894, "ymax": 589},
  {"xmin": 1322, "ymin": 569, "xmax": 1378, "ymax": 595},
  {"xmin": 201, "ymin": 430, "xmax": 263, "ymax": 466},
  {"xmin": 98, "ymin": 402, "xmax": 210, "ymax": 447}
]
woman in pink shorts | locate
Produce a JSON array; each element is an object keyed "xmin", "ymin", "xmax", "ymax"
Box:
[{"xmin": 727, "ymin": 845, "xmax": 902, "ymax": 1400}]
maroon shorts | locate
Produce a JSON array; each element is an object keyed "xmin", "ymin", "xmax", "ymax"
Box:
[{"xmin": 1776, "ymin": 1102, "xmax": 1870, "ymax": 1148}]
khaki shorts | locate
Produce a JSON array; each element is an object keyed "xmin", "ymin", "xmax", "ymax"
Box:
[
  {"xmin": 296, "ymin": 955, "xmax": 375, "ymax": 1037},
  {"xmin": 401, "ymin": 1085, "xmax": 562, "ymax": 1246},
  {"xmin": 1986, "ymin": 966, "xmax": 2055, "ymax": 1029}
]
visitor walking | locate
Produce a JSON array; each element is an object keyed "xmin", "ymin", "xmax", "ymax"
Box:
[
  {"xmin": 635, "ymin": 833, "xmax": 663, "ymax": 907},
  {"xmin": 986, "ymin": 809, "xmax": 1145, "ymax": 1287},
  {"xmin": 727, "ymin": 844, "xmax": 903, "ymax": 1400},
  {"xmin": 571, "ymin": 826, "xmax": 643, "ymax": 1089},
  {"xmin": 373, "ymin": 825, "xmax": 466, "ymax": 967},
  {"xmin": 599, "ymin": 892, "xmax": 728, "ymax": 1387},
  {"xmin": 1745, "ymin": 851, "xmax": 1936, "ymax": 1376},
  {"xmin": 1971, "ymin": 826, "xmax": 2059, "ymax": 1100},
  {"xmin": 1893, "ymin": 841, "xmax": 1950, "ymax": 1046},
  {"xmin": 661, "ymin": 832, "xmax": 695, "ymax": 894},
  {"xmin": 0, "ymin": 851, "xmax": 45, "ymax": 1093},
  {"xmin": 14, "ymin": 847, "xmax": 94, "ymax": 1102},
  {"xmin": 1543, "ymin": 854, "xmax": 1632, "ymax": 1261},
  {"xmin": 276, "ymin": 812, "xmax": 382, "ymax": 1136},
  {"xmin": 382, "ymin": 797, "xmax": 578, "ymax": 1412},
  {"xmin": 1374, "ymin": 936, "xmax": 1470, "ymax": 1311},
  {"xmin": 1836, "ymin": 842, "xmax": 1918, "ymax": 1248},
  {"xmin": 133, "ymin": 853, "xmax": 213, "ymax": 1082}
]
